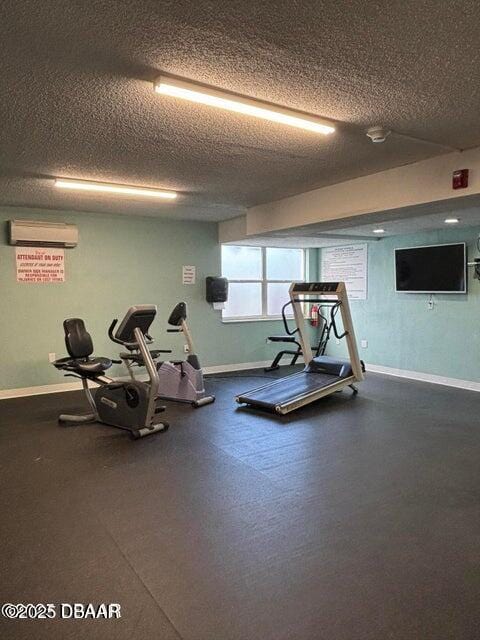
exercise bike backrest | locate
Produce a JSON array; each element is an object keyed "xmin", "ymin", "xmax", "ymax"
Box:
[
  {"xmin": 167, "ymin": 302, "xmax": 187, "ymax": 327},
  {"xmin": 108, "ymin": 305, "xmax": 157, "ymax": 348},
  {"xmin": 63, "ymin": 318, "xmax": 94, "ymax": 359}
]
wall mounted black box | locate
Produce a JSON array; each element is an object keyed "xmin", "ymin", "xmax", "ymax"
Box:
[{"xmin": 206, "ymin": 276, "xmax": 228, "ymax": 303}]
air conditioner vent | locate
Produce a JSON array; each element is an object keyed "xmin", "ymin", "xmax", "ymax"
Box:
[{"xmin": 8, "ymin": 220, "xmax": 78, "ymax": 248}]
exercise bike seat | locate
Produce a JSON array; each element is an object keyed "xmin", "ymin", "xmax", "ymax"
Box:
[
  {"xmin": 151, "ymin": 349, "xmax": 171, "ymax": 358},
  {"xmin": 120, "ymin": 349, "xmax": 172, "ymax": 365},
  {"xmin": 267, "ymin": 335, "xmax": 298, "ymax": 343},
  {"xmin": 53, "ymin": 355, "xmax": 112, "ymax": 374},
  {"xmin": 75, "ymin": 357, "xmax": 112, "ymax": 374}
]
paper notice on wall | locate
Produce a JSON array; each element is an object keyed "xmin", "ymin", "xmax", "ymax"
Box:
[
  {"xmin": 321, "ymin": 244, "xmax": 368, "ymax": 300},
  {"xmin": 182, "ymin": 265, "xmax": 196, "ymax": 285},
  {"xmin": 15, "ymin": 247, "xmax": 65, "ymax": 283}
]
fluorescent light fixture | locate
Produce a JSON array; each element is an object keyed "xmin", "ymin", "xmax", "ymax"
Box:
[
  {"xmin": 444, "ymin": 217, "xmax": 459, "ymax": 224},
  {"xmin": 154, "ymin": 76, "xmax": 335, "ymax": 135},
  {"xmin": 373, "ymin": 228, "xmax": 385, "ymax": 234},
  {"xmin": 54, "ymin": 178, "xmax": 177, "ymax": 200}
]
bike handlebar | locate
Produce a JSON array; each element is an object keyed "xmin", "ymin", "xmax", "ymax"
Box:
[{"xmin": 108, "ymin": 319, "xmax": 125, "ymax": 345}]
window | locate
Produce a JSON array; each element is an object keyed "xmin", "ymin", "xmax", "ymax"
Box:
[{"xmin": 221, "ymin": 246, "xmax": 305, "ymax": 320}]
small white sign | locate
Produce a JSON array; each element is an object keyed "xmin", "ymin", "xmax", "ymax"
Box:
[
  {"xmin": 182, "ymin": 265, "xmax": 196, "ymax": 285},
  {"xmin": 16, "ymin": 247, "xmax": 65, "ymax": 283},
  {"xmin": 321, "ymin": 244, "xmax": 368, "ymax": 300}
]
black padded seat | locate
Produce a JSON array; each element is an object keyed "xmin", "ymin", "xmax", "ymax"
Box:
[
  {"xmin": 145, "ymin": 349, "xmax": 173, "ymax": 360},
  {"xmin": 120, "ymin": 349, "xmax": 170, "ymax": 364},
  {"xmin": 75, "ymin": 357, "xmax": 112, "ymax": 374},
  {"xmin": 53, "ymin": 356, "xmax": 112, "ymax": 375}
]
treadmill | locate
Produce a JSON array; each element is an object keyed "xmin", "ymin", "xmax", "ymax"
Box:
[{"xmin": 236, "ymin": 282, "xmax": 365, "ymax": 415}]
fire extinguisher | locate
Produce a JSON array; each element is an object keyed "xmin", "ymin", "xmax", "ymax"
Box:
[{"xmin": 310, "ymin": 304, "xmax": 319, "ymax": 327}]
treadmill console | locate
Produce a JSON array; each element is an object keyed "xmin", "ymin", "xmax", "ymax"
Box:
[{"xmin": 292, "ymin": 282, "xmax": 341, "ymax": 293}]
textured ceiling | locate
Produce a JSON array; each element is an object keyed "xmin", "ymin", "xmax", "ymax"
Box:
[
  {"xmin": 252, "ymin": 196, "xmax": 480, "ymax": 246},
  {"xmin": 1, "ymin": 1, "xmax": 480, "ymax": 221}
]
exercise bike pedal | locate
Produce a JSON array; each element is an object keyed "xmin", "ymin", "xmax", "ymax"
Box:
[{"xmin": 155, "ymin": 405, "xmax": 166, "ymax": 414}]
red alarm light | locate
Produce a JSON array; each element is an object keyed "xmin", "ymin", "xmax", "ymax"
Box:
[{"xmin": 452, "ymin": 169, "xmax": 468, "ymax": 189}]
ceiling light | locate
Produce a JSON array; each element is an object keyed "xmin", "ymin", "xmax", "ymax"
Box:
[
  {"xmin": 373, "ymin": 228, "xmax": 385, "ymax": 234},
  {"xmin": 444, "ymin": 217, "xmax": 459, "ymax": 224},
  {"xmin": 54, "ymin": 178, "xmax": 177, "ymax": 200},
  {"xmin": 154, "ymin": 76, "xmax": 335, "ymax": 135}
]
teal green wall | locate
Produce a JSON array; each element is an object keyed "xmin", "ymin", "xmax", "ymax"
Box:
[
  {"xmin": 0, "ymin": 208, "xmax": 317, "ymax": 391},
  {"xmin": 5, "ymin": 205, "xmax": 477, "ymax": 390},
  {"xmin": 321, "ymin": 226, "xmax": 480, "ymax": 382}
]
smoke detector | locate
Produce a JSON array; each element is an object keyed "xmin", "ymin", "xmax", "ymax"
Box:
[{"xmin": 366, "ymin": 126, "xmax": 391, "ymax": 143}]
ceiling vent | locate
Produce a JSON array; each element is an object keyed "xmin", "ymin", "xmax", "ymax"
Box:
[{"xmin": 8, "ymin": 220, "xmax": 78, "ymax": 248}]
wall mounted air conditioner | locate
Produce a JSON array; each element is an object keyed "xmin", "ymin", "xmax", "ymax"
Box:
[{"xmin": 8, "ymin": 220, "xmax": 78, "ymax": 248}]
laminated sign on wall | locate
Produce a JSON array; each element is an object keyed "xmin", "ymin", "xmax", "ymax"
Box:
[
  {"xmin": 16, "ymin": 247, "xmax": 65, "ymax": 283},
  {"xmin": 182, "ymin": 265, "xmax": 196, "ymax": 285},
  {"xmin": 321, "ymin": 244, "xmax": 368, "ymax": 300}
]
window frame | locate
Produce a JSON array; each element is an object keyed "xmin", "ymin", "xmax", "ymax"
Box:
[{"xmin": 221, "ymin": 246, "xmax": 307, "ymax": 322}]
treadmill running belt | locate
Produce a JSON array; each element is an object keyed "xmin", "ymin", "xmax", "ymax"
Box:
[{"xmin": 237, "ymin": 371, "xmax": 338, "ymax": 408}]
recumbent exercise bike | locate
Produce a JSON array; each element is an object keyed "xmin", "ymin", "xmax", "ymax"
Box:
[
  {"xmin": 115, "ymin": 302, "xmax": 214, "ymax": 408},
  {"xmin": 53, "ymin": 305, "xmax": 169, "ymax": 439}
]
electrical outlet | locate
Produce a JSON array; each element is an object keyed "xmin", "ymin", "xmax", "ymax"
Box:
[
  {"xmin": 428, "ymin": 299, "xmax": 434, "ymax": 310},
  {"xmin": 361, "ymin": 340, "xmax": 368, "ymax": 349},
  {"xmin": 48, "ymin": 352, "xmax": 56, "ymax": 363},
  {"xmin": 183, "ymin": 344, "xmax": 190, "ymax": 353}
]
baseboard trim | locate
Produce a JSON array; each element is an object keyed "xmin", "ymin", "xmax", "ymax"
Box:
[
  {"xmin": 366, "ymin": 363, "xmax": 480, "ymax": 393},
  {"xmin": 3, "ymin": 359, "xmax": 477, "ymax": 400},
  {"xmin": 0, "ymin": 359, "xmax": 288, "ymax": 400},
  {"xmin": 204, "ymin": 360, "xmax": 275, "ymax": 374},
  {"xmin": 0, "ymin": 379, "xmax": 96, "ymax": 400}
]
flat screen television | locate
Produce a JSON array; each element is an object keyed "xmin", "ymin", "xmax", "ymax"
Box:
[{"xmin": 395, "ymin": 243, "xmax": 466, "ymax": 293}]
